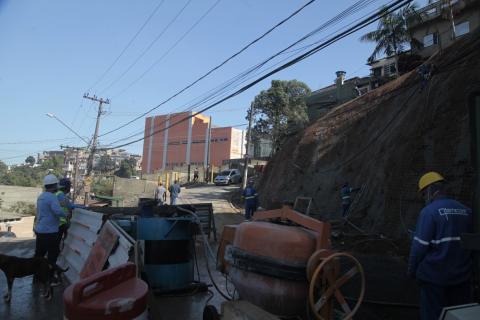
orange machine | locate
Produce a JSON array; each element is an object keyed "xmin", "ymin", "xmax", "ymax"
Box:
[{"xmin": 217, "ymin": 206, "xmax": 365, "ymax": 320}]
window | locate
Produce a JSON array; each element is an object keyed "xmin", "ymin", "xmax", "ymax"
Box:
[
  {"xmin": 372, "ymin": 67, "xmax": 382, "ymax": 77},
  {"xmin": 455, "ymin": 21, "xmax": 470, "ymax": 38},
  {"xmin": 423, "ymin": 33, "xmax": 437, "ymax": 47}
]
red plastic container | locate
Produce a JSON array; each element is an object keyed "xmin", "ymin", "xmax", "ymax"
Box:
[{"xmin": 63, "ymin": 263, "xmax": 148, "ymax": 320}]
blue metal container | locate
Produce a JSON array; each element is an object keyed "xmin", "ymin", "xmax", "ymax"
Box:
[{"xmin": 136, "ymin": 217, "xmax": 195, "ymax": 292}]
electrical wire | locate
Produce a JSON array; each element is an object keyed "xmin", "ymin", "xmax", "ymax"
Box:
[
  {"xmin": 99, "ymin": 0, "xmax": 373, "ymax": 138},
  {"xmin": 177, "ymin": 206, "xmax": 232, "ymax": 301},
  {"xmin": 98, "ymin": 0, "xmax": 194, "ymax": 95},
  {"xmin": 110, "ymin": 0, "xmax": 317, "ymax": 100},
  {"xmin": 104, "ymin": 0, "xmax": 413, "ymax": 150},
  {"xmin": 85, "ymin": 0, "xmax": 166, "ymax": 93}
]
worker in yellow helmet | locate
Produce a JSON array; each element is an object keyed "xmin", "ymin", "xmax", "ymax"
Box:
[{"xmin": 408, "ymin": 172, "xmax": 473, "ymax": 320}]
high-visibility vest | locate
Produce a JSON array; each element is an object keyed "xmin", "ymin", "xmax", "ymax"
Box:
[{"xmin": 55, "ymin": 191, "xmax": 69, "ymax": 226}]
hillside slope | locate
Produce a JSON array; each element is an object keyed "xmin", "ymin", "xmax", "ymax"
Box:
[{"xmin": 258, "ymin": 30, "xmax": 480, "ymax": 239}]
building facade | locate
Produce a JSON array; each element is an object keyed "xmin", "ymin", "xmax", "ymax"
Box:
[
  {"xmin": 306, "ymin": 71, "xmax": 371, "ymax": 121},
  {"xmin": 408, "ymin": 0, "xmax": 480, "ymax": 57},
  {"xmin": 142, "ymin": 112, "xmax": 245, "ymax": 174}
]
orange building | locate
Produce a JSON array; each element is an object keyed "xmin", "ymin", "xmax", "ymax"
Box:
[{"xmin": 142, "ymin": 112, "xmax": 245, "ymax": 174}]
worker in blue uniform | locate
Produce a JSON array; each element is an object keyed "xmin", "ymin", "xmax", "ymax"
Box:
[
  {"xmin": 408, "ymin": 172, "xmax": 473, "ymax": 320},
  {"xmin": 34, "ymin": 174, "xmax": 67, "ymax": 269},
  {"xmin": 242, "ymin": 180, "xmax": 258, "ymax": 220}
]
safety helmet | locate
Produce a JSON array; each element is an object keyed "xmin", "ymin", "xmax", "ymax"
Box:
[
  {"xmin": 43, "ymin": 174, "xmax": 59, "ymax": 186},
  {"xmin": 418, "ymin": 172, "xmax": 445, "ymax": 192},
  {"xmin": 59, "ymin": 178, "xmax": 71, "ymax": 190}
]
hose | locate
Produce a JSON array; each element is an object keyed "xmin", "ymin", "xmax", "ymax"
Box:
[{"xmin": 177, "ymin": 206, "xmax": 232, "ymax": 301}]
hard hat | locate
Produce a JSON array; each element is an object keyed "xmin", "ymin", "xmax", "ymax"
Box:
[
  {"xmin": 43, "ymin": 174, "xmax": 59, "ymax": 186},
  {"xmin": 418, "ymin": 172, "xmax": 445, "ymax": 192}
]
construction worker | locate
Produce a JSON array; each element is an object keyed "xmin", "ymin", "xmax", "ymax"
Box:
[
  {"xmin": 154, "ymin": 182, "xmax": 167, "ymax": 205},
  {"xmin": 193, "ymin": 167, "xmax": 199, "ymax": 183},
  {"xmin": 34, "ymin": 174, "xmax": 67, "ymax": 284},
  {"xmin": 242, "ymin": 180, "xmax": 258, "ymax": 220},
  {"xmin": 408, "ymin": 172, "xmax": 472, "ymax": 320},
  {"xmin": 340, "ymin": 182, "xmax": 360, "ymax": 217},
  {"xmin": 56, "ymin": 178, "xmax": 83, "ymax": 244},
  {"xmin": 169, "ymin": 180, "xmax": 181, "ymax": 205}
]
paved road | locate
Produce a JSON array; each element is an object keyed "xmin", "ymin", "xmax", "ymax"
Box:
[{"xmin": 177, "ymin": 184, "xmax": 241, "ymax": 214}]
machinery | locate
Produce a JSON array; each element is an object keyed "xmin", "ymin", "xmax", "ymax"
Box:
[{"xmin": 214, "ymin": 205, "xmax": 366, "ymax": 320}]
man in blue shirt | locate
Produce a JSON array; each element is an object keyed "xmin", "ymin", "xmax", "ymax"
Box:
[
  {"xmin": 408, "ymin": 172, "xmax": 472, "ymax": 320},
  {"xmin": 242, "ymin": 180, "xmax": 258, "ymax": 220},
  {"xmin": 34, "ymin": 174, "xmax": 67, "ymax": 268},
  {"xmin": 169, "ymin": 180, "xmax": 181, "ymax": 205}
]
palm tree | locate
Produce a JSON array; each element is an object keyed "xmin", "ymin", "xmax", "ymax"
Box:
[{"xmin": 360, "ymin": 4, "xmax": 418, "ymax": 63}]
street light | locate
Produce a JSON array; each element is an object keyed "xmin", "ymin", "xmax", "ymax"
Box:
[{"xmin": 45, "ymin": 113, "xmax": 90, "ymax": 145}]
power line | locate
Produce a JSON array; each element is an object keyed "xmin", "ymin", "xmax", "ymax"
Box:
[
  {"xmin": 0, "ymin": 137, "xmax": 81, "ymax": 145},
  {"xmin": 105, "ymin": 0, "xmax": 413, "ymax": 150},
  {"xmin": 102, "ymin": 0, "xmax": 385, "ymax": 146},
  {"xmin": 85, "ymin": 0, "xmax": 166, "ymax": 93},
  {"xmin": 100, "ymin": 0, "xmax": 384, "ymax": 146},
  {"xmin": 98, "ymin": 0, "xmax": 194, "ymax": 95},
  {"xmin": 111, "ymin": 0, "xmax": 316, "ymax": 99},
  {"xmin": 99, "ymin": 0, "xmax": 370, "ymax": 138}
]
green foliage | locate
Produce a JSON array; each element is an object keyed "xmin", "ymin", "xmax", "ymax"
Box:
[
  {"xmin": 0, "ymin": 161, "xmax": 7, "ymax": 176},
  {"xmin": 247, "ymin": 80, "xmax": 311, "ymax": 152},
  {"xmin": 25, "ymin": 156, "xmax": 36, "ymax": 166},
  {"xmin": 360, "ymin": 3, "xmax": 418, "ymax": 63},
  {"xmin": 9, "ymin": 201, "xmax": 36, "ymax": 216},
  {"xmin": 0, "ymin": 156, "xmax": 65, "ymax": 187},
  {"xmin": 95, "ymin": 154, "xmax": 115, "ymax": 173},
  {"xmin": 115, "ymin": 158, "xmax": 138, "ymax": 178},
  {"xmin": 92, "ymin": 177, "xmax": 113, "ymax": 196}
]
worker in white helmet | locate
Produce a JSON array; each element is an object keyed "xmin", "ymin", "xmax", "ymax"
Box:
[
  {"xmin": 34, "ymin": 174, "xmax": 67, "ymax": 281},
  {"xmin": 408, "ymin": 172, "xmax": 473, "ymax": 320}
]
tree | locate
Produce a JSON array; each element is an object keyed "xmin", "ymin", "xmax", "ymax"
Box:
[
  {"xmin": 25, "ymin": 156, "xmax": 36, "ymax": 166},
  {"xmin": 115, "ymin": 158, "xmax": 137, "ymax": 178},
  {"xmin": 95, "ymin": 154, "xmax": 115, "ymax": 173},
  {"xmin": 0, "ymin": 161, "xmax": 7, "ymax": 176},
  {"xmin": 247, "ymin": 80, "xmax": 311, "ymax": 153},
  {"xmin": 360, "ymin": 4, "xmax": 418, "ymax": 63}
]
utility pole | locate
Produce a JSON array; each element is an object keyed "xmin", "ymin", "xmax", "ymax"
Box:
[
  {"xmin": 83, "ymin": 93, "xmax": 110, "ymax": 205},
  {"xmin": 242, "ymin": 103, "xmax": 254, "ymax": 190},
  {"xmin": 60, "ymin": 145, "xmax": 85, "ymax": 203},
  {"xmin": 83, "ymin": 93, "xmax": 110, "ymax": 175}
]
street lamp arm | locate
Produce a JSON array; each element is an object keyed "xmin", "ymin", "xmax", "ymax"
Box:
[{"xmin": 45, "ymin": 113, "xmax": 90, "ymax": 145}]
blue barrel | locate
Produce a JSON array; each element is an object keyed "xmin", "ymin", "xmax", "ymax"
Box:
[{"xmin": 137, "ymin": 217, "xmax": 194, "ymax": 292}]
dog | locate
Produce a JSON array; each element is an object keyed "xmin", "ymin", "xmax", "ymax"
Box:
[{"xmin": 0, "ymin": 253, "xmax": 68, "ymax": 302}]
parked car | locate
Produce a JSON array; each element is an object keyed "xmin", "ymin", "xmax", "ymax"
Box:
[{"xmin": 214, "ymin": 169, "xmax": 242, "ymax": 185}]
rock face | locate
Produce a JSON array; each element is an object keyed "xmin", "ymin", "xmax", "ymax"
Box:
[{"xmin": 258, "ymin": 30, "xmax": 479, "ymax": 239}]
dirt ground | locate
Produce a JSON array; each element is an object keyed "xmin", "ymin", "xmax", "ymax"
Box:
[{"xmin": 258, "ymin": 30, "xmax": 480, "ymax": 240}]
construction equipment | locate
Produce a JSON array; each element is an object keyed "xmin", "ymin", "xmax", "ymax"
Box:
[{"xmin": 214, "ymin": 205, "xmax": 365, "ymax": 319}]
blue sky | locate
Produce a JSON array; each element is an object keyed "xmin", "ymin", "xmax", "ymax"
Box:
[{"xmin": 0, "ymin": 0, "xmax": 427, "ymax": 164}]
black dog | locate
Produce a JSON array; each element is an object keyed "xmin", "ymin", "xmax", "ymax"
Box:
[{"xmin": 0, "ymin": 253, "xmax": 68, "ymax": 302}]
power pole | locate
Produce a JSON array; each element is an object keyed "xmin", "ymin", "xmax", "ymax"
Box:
[
  {"xmin": 60, "ymin": 145, "xmax": 85, "ymax": 203},
  {"xmin": 83, "ymin": 93, "xmax": 110, "ymax": 176},
  {"xmin": 83, "ymin": 93, "xmax": 110, "ymax": 205},
  {"xmin": 242, "ymin": 103, "xmax": 254, "ymax": 190}
]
